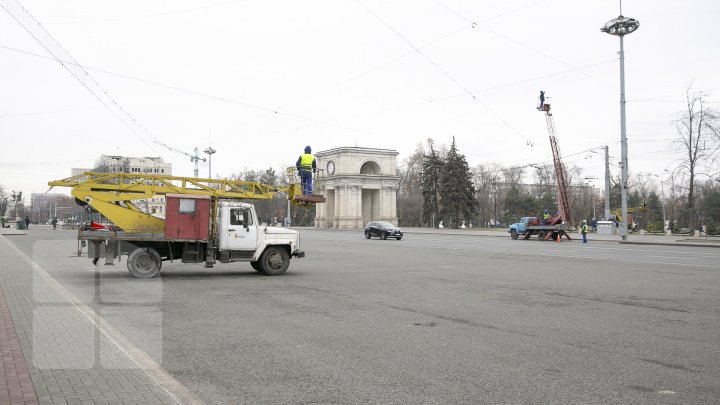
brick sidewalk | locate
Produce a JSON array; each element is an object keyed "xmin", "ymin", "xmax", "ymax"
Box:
[{"xmin": 0, "ymin": 236, "xmax": 199, "ymax": 405}]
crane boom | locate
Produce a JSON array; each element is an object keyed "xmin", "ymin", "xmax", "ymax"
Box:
[
  {"xmin": 154, "ymin": 141, "xmax": 206, "ymax": 177},
  {"xmin": 48, "ymin": 171, "xmax": 323, "ymax": 232},
  {"xmin": 538, "ymin": 99, "xmax": 572, "ymax": 226}
]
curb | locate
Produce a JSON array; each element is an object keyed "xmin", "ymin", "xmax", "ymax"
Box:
[
  {"xmin": 619, "ymin": 240, "xmax": 720, "ymax": 249},
  {"xmin": 401, "ymin": 229, "xmax": 720, "ymax": 248}
]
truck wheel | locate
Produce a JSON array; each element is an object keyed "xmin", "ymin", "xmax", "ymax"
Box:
[
  {"xmin": 127, "ymin": 248, "xmax": 161, "ymax": 278},
  {"xmin": 537, "ymin": 230, "xmax": 547, "ymax": 240},
  {"xmin": 250, "ymin": 261, "xmax": 262, "ymax": 272},
  {"xmin": 259, "ymin": 246, "xmax": 290, "ymax": 276},
  {"xmin": 510, "ymin": 229, "xmax": 518, "ymax": 240},
  {"xmin": 380, "ymin": 231, "xmax": 388, "ymax": 240},
  {"xmin": 364, "ymin": 230, "xmax": 371, "ymax": 239}
]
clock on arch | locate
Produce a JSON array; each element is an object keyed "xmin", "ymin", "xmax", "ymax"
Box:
[{"xmin": 326, "ymin": 160, "xmax": 335, "ymax": 175}]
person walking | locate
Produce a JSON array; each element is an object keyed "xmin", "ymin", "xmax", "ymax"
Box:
[
  {"xmin": 51, "ymin": 217, "xmax": 58, "ymax": 230},
  {"xmin": 581, "ymin": 220, "xmax": 588, "ymax": 243},
  {"xmin": 24, "ymin": 215, "xmax": 30, "ymax": 229},
  {"xmin": 295, "ymin": 145, "xmax": 316, "ymax": 195}
]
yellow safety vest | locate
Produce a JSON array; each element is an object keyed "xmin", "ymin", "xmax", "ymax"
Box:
[
  {"xmin": 300, "ymin": 153, "xmax": 314, "ymax": 169},
  {"xmin": 582, "ymin": 224, "xmax": 588, "ymax": 233},
  {"xmin": 543, "ymin": 213, "xmax": 550, "ymax": 220}
]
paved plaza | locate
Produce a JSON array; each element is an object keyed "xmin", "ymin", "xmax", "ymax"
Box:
[{"xmin": 1, "ymin": 226, "xmax": 719, "ymax": 404}]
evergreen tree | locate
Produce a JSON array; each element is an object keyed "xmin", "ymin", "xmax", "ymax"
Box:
[
  {"xmin": 439, "ymin": 137, "xmax": 476, "ymax": 228},
  {"xmin": 421, "ymin": 141, "xmax": 444, "ymax": 227}
]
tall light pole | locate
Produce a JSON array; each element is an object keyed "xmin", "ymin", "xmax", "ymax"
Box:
[
  {"xmin": 589, "ymin": 146, "xmax": 611, "ymax": 220},
  {"xmin": 203, "ymin": 146, "xmax": 216, "ymax": 179},
  {"xmin": 585, "ymin": 177, "xmax": 598, "ymax": 219},
  {"xmin": 650, "ymin": 174, "xmax": 666, "ymax": 231},
  {"xmin": 601, "ymin": 6, "xmax": 639, "ymax": 240}
]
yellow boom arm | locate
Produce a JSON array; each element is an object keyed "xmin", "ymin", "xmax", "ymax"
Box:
[{"xmin": 48, "ymin": 172, "xmax": 318, "ymax": 232}]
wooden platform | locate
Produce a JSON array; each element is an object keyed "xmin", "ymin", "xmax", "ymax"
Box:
[{"xmin": 294, "ymin": 194, "xmax": 326, "ymax": 204}]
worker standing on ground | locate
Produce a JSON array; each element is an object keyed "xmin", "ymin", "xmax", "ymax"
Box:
[
  {"xmin": 296, "ymin": 145, "xmax": 316, "ymax": 195},
  {"xmin": 581, "ymin": 220, "xmax": 588, "ymax": 243}
]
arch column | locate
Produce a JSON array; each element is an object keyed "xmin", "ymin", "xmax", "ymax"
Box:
[{"xmin": 313, "ymin": 147, "xmax": 399, "ymax": 229}]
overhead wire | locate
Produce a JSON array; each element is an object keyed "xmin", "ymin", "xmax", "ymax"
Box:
[
  {"xmin": 354, "ymin": 0, "xmax": 531, "ymax": 145},
  {"xmin": 0, "ymin": 44, "xmax": 372, "ymax": 136},
  {"xmin": 42, "ymin": 0, "xmax": 241, "ymax": 25},
  {"xmin": 0, "ymin": 0, "xmax": 158, "ymax": 151}
]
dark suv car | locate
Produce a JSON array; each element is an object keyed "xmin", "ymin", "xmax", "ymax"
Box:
[{"xmin": 364, "ymin": 221, "xmax": 403, "ymax": 240}]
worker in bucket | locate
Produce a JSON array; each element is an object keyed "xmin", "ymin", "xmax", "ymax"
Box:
[
  {"xmin": 296, "ymin": 145, "xmax": 316, "ymax": 195},
  {"xmin": 539, "ymin": 90, "xmax": 545, "ymax": 108},
  {"xmin": 581, "ymin": 220, "xmax": 588, "ymax": 243}
]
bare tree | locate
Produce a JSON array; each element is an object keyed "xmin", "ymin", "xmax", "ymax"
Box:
[
  {"xmin": 397, "ymin": 143, "xmax": 424, "ymax": 226},
  {"xmin": 0, "ymin": 185, "xmax": 8, "ymax": 217},
  {"xmin": 532, "ymin": 165, "xmax": 554, "ymax": 197},
  {"xmin": 473, "ymin": 163, "xmax": 512, "ymax": 227},
  {"xmin": 673, "ymin": 86, "xmax": 720, "ymax": 231}
]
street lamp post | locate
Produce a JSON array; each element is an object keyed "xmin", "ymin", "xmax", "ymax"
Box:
[
  {"xmin": 585, "ymin": 177, "xmax": 598, "ymax": 220},
  {"xmin": 203, "ymin": 146, "xmax": 216, "ymax": 179},
  {"xmin": 650, "ymin": 174, "xmax": 667, "ymax": 231},
  {"xmin": 601, "ymin": 9, "xmax": 639, "ymax": 240}
]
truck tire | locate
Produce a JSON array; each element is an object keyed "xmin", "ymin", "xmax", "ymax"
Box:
[
  {"xmin": 127, "ymin": 248, "xmax": 162, "ymax": 278},
  {"xmin": 380, "ymin": 231, "xmax": 388, "ymax": 240},
  {"xmin": 510, "ymin": 229, "xmax": 518, "ymax": 240},
  {"xmin": 364, "ymin": 230, "xmax": 371, "ymax": 239},
  {"xmin": 259, "ymin": 246, "xmax": 290, "ymax": 276},
  {"xmin": 250, "ymin": 261, "xmax": 262, "ymax": 272},
  {"xmin": 537, "ymin": 230, "xmax": 547, "ymax": 240}
]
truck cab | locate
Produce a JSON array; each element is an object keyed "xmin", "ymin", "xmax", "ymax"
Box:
[
  {"xmin": 508, "ymin": 217, "xmax": 536, "ymax": 238},
  {"xmin": 216, "ymin": 201, "xmax": 304, "ymax": 273}
]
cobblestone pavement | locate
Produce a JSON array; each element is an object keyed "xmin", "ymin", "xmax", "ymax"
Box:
[{"xmin": 0, "ymin": 235, "xmax": 202, "ymax": 405}]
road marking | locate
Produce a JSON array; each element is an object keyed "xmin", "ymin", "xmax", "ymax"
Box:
[
  {"xmin": 4, "ymin": 238, "xmax": 205, "ymax": 405},
  {"xmin": 658, "ymin": 390, "xmax": 676, "ymax": 395}
]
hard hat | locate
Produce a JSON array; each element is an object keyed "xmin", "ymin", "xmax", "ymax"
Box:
[
  {"xmin": 304, "ymin": 145, "xmax": 312, "ymax": 153},
  {"xmin": 543, "ymin": 209, "xmax": 548, "ymax": 213}
]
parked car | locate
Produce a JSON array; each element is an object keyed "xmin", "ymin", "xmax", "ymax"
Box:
[{"xmin": 364, "ymin": 221, "xmax": 403, "ymax": 240}]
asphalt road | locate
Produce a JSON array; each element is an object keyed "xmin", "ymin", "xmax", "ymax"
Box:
[{"xmin": 7, "ymin": 227, "xmax": 720, "ymax": 404}]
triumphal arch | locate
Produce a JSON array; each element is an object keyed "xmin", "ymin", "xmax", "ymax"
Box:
[{"xmin": 313, "ymin": 147, "xmax": 399, "ymax": 229}]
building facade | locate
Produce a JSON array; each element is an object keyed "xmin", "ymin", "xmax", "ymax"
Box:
[
  {"xmin": 94, "ymin": 155, "xmax": 171, "ymax": 176},
  {"xmin": 313, "ymin": 147, "xmax": 399, "ymax": 229},
  {"xmin": 93, "ymin": 155, "xmax": 173, "ymax": 217}
]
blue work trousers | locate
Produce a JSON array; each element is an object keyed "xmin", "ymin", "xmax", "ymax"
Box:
[
  {"xmin": 582, "ymin": 232, "xmax": 587, "ymax": 243},
  {"xmin": 299, "ymin": 170, "xmax": 313, "ymax": 195}
]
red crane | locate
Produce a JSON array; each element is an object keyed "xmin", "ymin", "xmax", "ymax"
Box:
[{"xmin": 537, "ymin": 95, "xmax": 572, "ymax": 226}]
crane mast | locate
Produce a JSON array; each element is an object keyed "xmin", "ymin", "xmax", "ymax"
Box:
[
  {"xmin": 538, "ymin": 97, "xmax": 572, "ymax": 226},
  {"xmin": 154, "ymin": 141, "xmax": 206, "ymax": 177}
]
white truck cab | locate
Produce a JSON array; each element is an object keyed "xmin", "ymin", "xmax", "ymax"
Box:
[{"xmin": 217, "ymin": 201, "xmax": 304, "ymax": 275}]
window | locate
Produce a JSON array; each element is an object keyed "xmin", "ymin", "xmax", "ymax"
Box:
[
  {"xmin": 230, "ymin": 208, "xmax": 253, "ymax": 226},
  {"xmin": 179, "ymin": 199, "xmax": 196, "ymax": 214}
]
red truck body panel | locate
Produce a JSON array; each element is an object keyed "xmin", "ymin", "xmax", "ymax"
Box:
[{"xmin": 164, "ymin": 194, "xmax": 211, "ymax": 241}]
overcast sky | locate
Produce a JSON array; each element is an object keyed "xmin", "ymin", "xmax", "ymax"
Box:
[{"xmin": 1, "ymin": 0, "xmax": 719, "ymax": 196}]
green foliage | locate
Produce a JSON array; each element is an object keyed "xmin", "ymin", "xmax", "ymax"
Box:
[
  {"xmin": 503, "ymin": 185, "xmax": 537, "ymax": 225},
  {"xmin": 421, "ymin": 144, "xmax": 444, "ymax": 227},
  {"xmin": 537, "ymin": 192, "xmax": 555, "ymax": 215},
  {"xmin": 438, "ymin": 138, "xmax": 476, "ymax": 228},
  {"xmin": 703, "ymin": 190, "xmax": 720, "ymax": 235}
]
